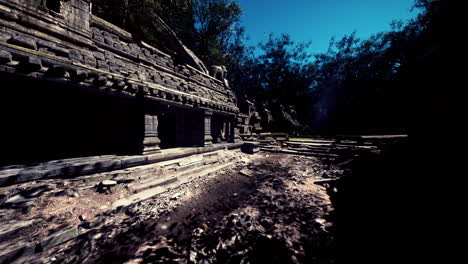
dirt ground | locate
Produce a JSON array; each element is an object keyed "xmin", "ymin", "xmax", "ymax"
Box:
[{"xmin": 18, "ymin": 153, "xmax": 347, "ymax": 264}]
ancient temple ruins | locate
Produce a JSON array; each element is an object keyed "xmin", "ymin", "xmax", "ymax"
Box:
[{"xmin": 0, "ymin": 0, "xmax": 241, "ymax": 167}]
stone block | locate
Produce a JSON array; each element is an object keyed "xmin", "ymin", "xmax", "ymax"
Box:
[
  {"xmin": 93, "ymin": 34, "xmax": 104, "ymax": 43},
  {"xmin": 0, "ymin": 244, "xmax": 35, "ymax": 264},
  {"xmin": 97, "ymin": 60, "xmax": 109, "ymax": 71},
  {"xmin": 40, "ymin": 228, "xmax": 79, "ymax": 250},
  {"xmin": 0, "ymin": 50, "xmax": 12, "ymax": 63},
  {"xmin": 84, "ymin": 55, "xmax": 97, "ymax": 67},
  {"xmin": 113, "ymin": 42, "xmax": 122, "ymax": 50},
  {"xmin": 121, "ymin": 45, "xmax": 130, "ymax": 53},
  {"xmin": 70, "ymin": 69, "xmax": 88, "ymax": 82},
  {"xmin": 68, "ymin": 49, "xmax": 83, "ymax": 63},
  {"xmin": 46, "ymin": 65, "xmax": 68, "ymax": 78},
  {"xmin": 15, "ymin": 165, "xmax": 63, "ymax": 183},
  {"xmin": 0, "ymin": 31, "xmax": 13, "ymax": 42},
  {"xmin": 93, "ymin": 158, "xmax": 122, "ymax": 172},
  {"xmin": 20, "ymin": 56, "xmax": 42, "ymax": 72},
  {"xmin": 15, "ymin": 169, "xmax": 45, "ymax": 183},
  {"xmin": 93, "ymin": 52, "xmax": 105, "ymax": 60},
  {"xmin": 8, "ymin": 35, "xmax": 37, "ymax": 50},
  {"xmin": 104, "ymin": 36, "xmax": 114, "ymax": 46},
  {"xmin": 120, "ymin": 156, "xmax": 148, "ymax": 168},
  {"xmin": 0, "ymin": 220, "xmax": 35, "ymax": 241},
  {"xmin": 94, "ymin": 75, "xmax": 107, "ymax": 86}
]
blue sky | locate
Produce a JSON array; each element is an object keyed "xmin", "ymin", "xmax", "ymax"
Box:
[{"xmin": 236, "ymin": 0, "xmax": 420, "ymax": 55}]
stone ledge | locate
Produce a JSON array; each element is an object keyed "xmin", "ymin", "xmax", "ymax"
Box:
[
  {"xmin": 0, "ymin": 148, "xmax": 250, "ymax": 264},
  {"xmin": 0, "ymin": 143, "xmax": 243, "ymax": 187}
]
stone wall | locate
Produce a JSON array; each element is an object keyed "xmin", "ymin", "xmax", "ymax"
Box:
[{"xmin": 0, "ymin": 0, "xmax": 238, "ymax": 114}]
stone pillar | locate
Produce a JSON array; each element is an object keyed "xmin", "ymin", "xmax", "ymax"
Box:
[
  {"xmin": 234, "ymin": 115, "xmax": 241, "ymax": 143},
  {"xmin": 141, "ymin": 113, "xmax": 161, "ymax": 154},
  {"xmin": 203, "ymin": 110, "xmax": 213, "ymax": 147},
  {"xmin": 138, "ymin": 98, "xmax": 161, "ymax": 155}
]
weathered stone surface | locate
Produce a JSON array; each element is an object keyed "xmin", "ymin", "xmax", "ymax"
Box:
[
  {"xmin": 4, "ymin": 194, "xmax": 35, "ymax": 204},
  {"xmin": 0, "ymin": 0, "xmax": 239, "ymax": 114},
  {"xmin": 16, "ymin": 169, "xmax": 47, "ymax": 183},
  {"xmin": 0, "ymin": 168, "xmax": 21, "ymax": 186},
  {"xmin": 40, "ymin": 228, "xmax": 79, "ymax": 250},
  {"xmin": 68, "ymin": 49, "xmax": 83, "ymax": 62},
  {"xmin": 121, "ymin": 156, "xmax": 148, "ymax": 168},
  {"xmin": 0, "ymin": 244, "xmax": 35, "ymax": 264},
  {"xmin": 0, "ymin": 220, "xmax": 36, "ymax": 240},
  {"xmin": 8, "ymin": 35, "xmax": 37, "ymax": 50},
  {"xmin": 0, "ymin": 50, "xmax": 12, "ymax": 63}
]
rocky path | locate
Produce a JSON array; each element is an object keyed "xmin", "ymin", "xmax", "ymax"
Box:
[{"xmin": 18, "ymin": 154, "xmax": 345, "ymax": 264}]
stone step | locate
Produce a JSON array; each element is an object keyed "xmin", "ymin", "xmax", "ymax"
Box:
[
  {"xmin": 130, "ymin": 174, "xmax": 178, "ymax": 194},
  {"xmin": 287, "ymin": 147, "xmax": 335, "ymax": 154},
  {"xmin": 0, "ymin": 148, "xmax": 244, "ymax": 264},
  {"xmin": 113, "ymin": 160, "xmax": 237, "ymax": 210},
  {"xmin": 132, "ymin": 155, "xmax": 235, "ymax": 194},
  {"xmin": 261, "ymin": 148, "xmax": 339, "ymax": 158},
  {"xmin": 0, "ymin": 143, "xmax": 244, "ymax": 188},
  {"xmin": 0, "ymin": 227, "xmax": 79, "ymax": 264},
  {"xmin": 136, "ymin": 151, "xmax": 224, "ymax": 184}
]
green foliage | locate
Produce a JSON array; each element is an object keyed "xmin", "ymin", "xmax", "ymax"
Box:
[
  {"xmin": 308, "ymin": 0, "xmax": 466, "ymax": 135},
  {"xmin": 92, "ymin": 0, "xmax": 195, "ymax": 54},
  {"xmin": 92, "ymin": 0, "xmax": 242, "ymax": 67},
  {"xmin": 191, "ymin": 0, "xmax": 243, "ymax": 66}
]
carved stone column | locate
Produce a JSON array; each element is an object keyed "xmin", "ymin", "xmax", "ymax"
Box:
[
  {"xmin": 141, "ymin": 113, "xmax": 161, "ymax": 154},
  {"xmin": 203, "ymin": 110, "xmax": 213, "ymax": 147},
  {"xmin": 234, "ymin": 115, "xmax": 241, "ymax": 143}
]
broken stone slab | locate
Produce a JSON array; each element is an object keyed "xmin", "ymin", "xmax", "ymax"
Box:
[
  {"xmin": 4, "ymin": 194, "xmax": 35, "ymax": 205},
  {"xmin": 15, "ymin": 166, "xmax": 63, "ymax": 183},
  {"xmin": 0, "ymin": 244, "xmax": 35, "ymax": 264},
  {"xmin": 40, "ymin": 227, "xmax": 79, "ymax": 250},
  {"xmin": 63, "ymin": 158, "xmax": 122, "ymax": 176},
  {"xmin": 239, "ymin": 169, "xmax": 255, "ymax": 177},
  {"xmin": 170, "ymin": 192, "xmax": 181, "ymax": 200},
  {"xmin": 0, "ymin": 226, "xmax": 81, "ymax": 263},
  {"xmin": 101, "ymin": 180, "xmax": 117, "ymax": 186},
  {"xmin": 0, "ymin": 220, "xmax": 36, "ymax": 241}
]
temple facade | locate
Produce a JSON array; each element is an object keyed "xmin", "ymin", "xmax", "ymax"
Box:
[{"xmin": 0, "ymin": 0, "xmax": 241, "ymax": 166}]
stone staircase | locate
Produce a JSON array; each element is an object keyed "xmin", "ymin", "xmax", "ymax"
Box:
[
  {"xmin": 0, "ymin": 148, "xmax": 248, "ymax": 264},
  {"xmin": 112, "ymin": 150, "xmax": 240, "ymax": 209}
]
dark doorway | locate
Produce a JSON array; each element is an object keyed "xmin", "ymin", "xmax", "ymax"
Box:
[
  {"xmin": 158, "ymin": 106, "xmax": 204, "ymax": 148},
  {"xmin": 0, "ymin": 73, "xmax": 141, "ymax": 166},
  {"xmin": 158, "ymin": 106, "xmax": 177, "ymax": 149}
]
